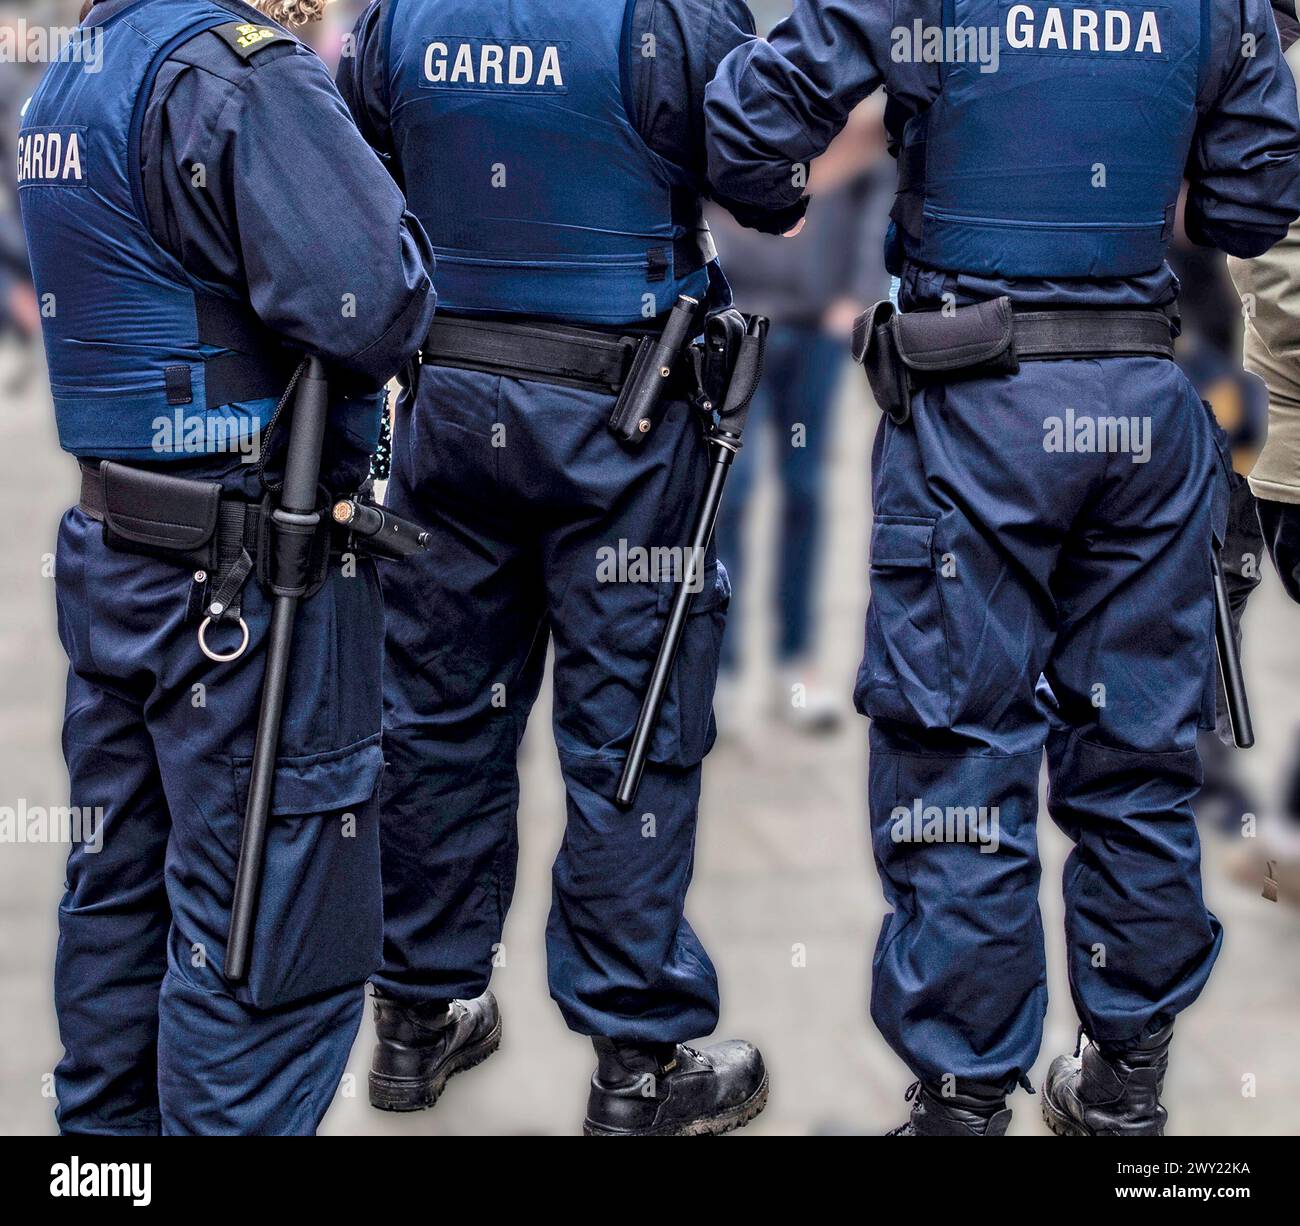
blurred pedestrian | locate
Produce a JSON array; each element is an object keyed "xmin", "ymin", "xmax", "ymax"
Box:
[
  {"xmin": 1223, "ymin": 0, "xmax": 1300, "ymax": 905},
  {"xmin": 711, "ymin": 109, "xmax": 892, "ymax": 735}
]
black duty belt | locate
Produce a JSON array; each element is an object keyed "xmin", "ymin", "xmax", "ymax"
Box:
[
  {"xmin": 78, "ymin": 459, "xmax": 330, "ymax": 661},
  {"xmin": 852, "ymin": 296, "xmax": 1177, "ymax": 424},
  {"xmin": 999, "ymin": 308, "xmax": 1174, "ymax": 362},
  {"xmin": 420, "ymin": 316, "xmax": 643, "ymax": 393}
]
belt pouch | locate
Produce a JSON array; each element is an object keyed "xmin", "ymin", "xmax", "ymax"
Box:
[
  {"xmin": 852, "ymin": 300, "xmax": 914, "ymax": 424},
  {"xmin": 100, "ymin": 461, "xmax": 222, "ymax": 570},
  {"xmin": 852, "ymin": 296, "xmax": 1020, "ymax": 424}
]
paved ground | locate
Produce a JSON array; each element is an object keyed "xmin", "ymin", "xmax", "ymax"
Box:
[{"xmin": 0, "ymin": 340, "xmax": 1296, "ymax": 1136}]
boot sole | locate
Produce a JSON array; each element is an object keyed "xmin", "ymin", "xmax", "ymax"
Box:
[
  {"xmin": 582, "ymin": 1071, "xmax": 769, "ymax": 1137},
  {"xmin": 369, "ymin": 1017, "xmax": 503, "ymax": 1113},
  {"xmin": 1041, "ymin": 1089, "xmax": 1092, "ymax": 1136},
  {"xmin": 1041, "ymin": 1087, "xmax": 1166, "ymax": 1137}
]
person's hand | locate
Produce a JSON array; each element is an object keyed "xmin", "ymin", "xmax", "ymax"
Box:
[
  {"xmin": 8, "ymin": 283, "xmax": 39, "ymax": 338},
  {"xmin": 822, "ymin": 297, "xmax": 866, "ymax": 339},
  {"xmin": 783, "ymin": 217, "xmax": 806, "ymax": 239}
]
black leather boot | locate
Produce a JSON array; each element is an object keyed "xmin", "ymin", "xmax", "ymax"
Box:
[
  {"xmin": 889, "ymin": 1081, "xmax": 1012, "ymax": 1136},
  {"xmin": 369, "ymin": 990, "xmax": 501, "ymax": 1112},
  {"xmin": 1042, "ymin": 1023, "xmax": 1174, "ymax": 1136},
  {"xmin": 584, "ymin": 1038, "xmax": 768, "ymax": 1136}
]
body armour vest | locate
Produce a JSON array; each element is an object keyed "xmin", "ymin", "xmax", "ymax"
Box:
[
  {"xmin": 19, "ymin": 0, "xmax": 294, "ymax": 458},
  {"xmin": 894, "ymin": 0, "xmax": 1210, "ymax": 278},
  {"xmin": 383, "ymin": 0, "xmax": 710, "ymax": 324}
]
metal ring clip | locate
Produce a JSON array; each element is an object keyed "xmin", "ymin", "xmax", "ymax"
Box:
[{"xmin": 198, "ymin": 616, "xmax": 250, "ymax": 664}]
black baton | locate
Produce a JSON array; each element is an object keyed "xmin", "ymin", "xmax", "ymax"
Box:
[
  {"xmin": 616, "ymin": 315, "xmax": 770, "ymax": 811},
  {"xmin": 225, "ymin": 356, "xmax": 331, "ymax": 984},
  {"xmin": 1212, "ymin": 549, "xmax": 1255, "ymax": 751}
]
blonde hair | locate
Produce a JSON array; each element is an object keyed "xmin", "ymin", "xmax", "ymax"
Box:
[{"xmin": 250, "ymin": 0, "xmax": 333, "ymax": 27}]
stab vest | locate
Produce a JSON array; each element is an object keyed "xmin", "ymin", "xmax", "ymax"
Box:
[
  {"xmin": 19, "ymin": 0, "xmax": 295, "ymax": 458},
  {"xmin": 383, "ymin": 0, "xmax": 710, "ymax": 324},
  {"xmin": 894, "ymin": 0, "xmax": 1210, "ymax": 278}
]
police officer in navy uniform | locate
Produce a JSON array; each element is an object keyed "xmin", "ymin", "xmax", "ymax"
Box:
[
  {"xmin": 706, "ymin": 0, "xmax": 1300, "ymax": 1135},
  {"xmin": 19, "ymin": 0, "xmax": 436, "ymax": 1134},
  {"xmin": 338, "ymin": 0, "xmax": 802, "ymax": 1136}
]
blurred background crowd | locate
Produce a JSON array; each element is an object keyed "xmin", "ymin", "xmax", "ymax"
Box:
[{"xmin": 0, "ymin": 0, "xmax": 1296, "ymax": 1135}]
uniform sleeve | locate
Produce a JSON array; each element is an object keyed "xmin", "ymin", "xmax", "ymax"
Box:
[
  {"xmin": 704, "ymin": 0, "xmax": 890, "ymax": 221},
  {"xmin": 146, "ymin": 40, "xmax": 435, "ymax": 387},
  {"xmin": 1227, "ymin": 194, "xmax": 1300, "ymax": 503},
  {"xmin": 1228, "ymin": 215, "xmax": 1300, "ymax": 363},
  {"xmin": 631, "ymin": 0, "xmax": 804, "ymax": 234},
  {"xmin": 1185, "ymin": 0, "xmax": 1300, "ymax": 258},
  {"xmin": 336, "ymin": 0, "xmax": 398, "ymax": 174}
]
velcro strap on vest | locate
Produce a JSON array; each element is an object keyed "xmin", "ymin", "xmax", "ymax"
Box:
[
  {"xmin": 202, "ymin": 350, "xmax": 299, "ymax": 410},
  {"xmin": 195, "ymin": 294, "xmax": 300, "ymax": 409},
  {"xmin": 421, "ymin": 316, "xmax": 642, "ymax": 393}
]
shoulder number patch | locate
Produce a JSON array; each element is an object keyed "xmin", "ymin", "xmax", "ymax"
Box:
[{"xmin": 213, "ymin": 21, "xmax": 296, "ymax": 61}]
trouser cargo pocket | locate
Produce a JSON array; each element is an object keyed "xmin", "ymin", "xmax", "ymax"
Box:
[
  {"xmin": 230, "ymin": 735, "xmax": 385, "ymax": 1010},
  {"xmin": 856, "ymin": 515, "xmax": 952, "ymax": 729},
  {"xmin": 644, "ymin": 560, "xmax": 731, "ymax": 767}
]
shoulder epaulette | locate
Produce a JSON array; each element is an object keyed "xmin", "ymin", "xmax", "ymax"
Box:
[{"xmin": 212, "ymin": 21, "xmax": 297, "ymax": 62}]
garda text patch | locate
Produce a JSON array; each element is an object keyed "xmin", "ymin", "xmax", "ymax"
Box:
[
  {"xmin": 1000, "ymin": 4, "xmax": 1168, "ymax": 59},
  {"xmin": 17, "ymin": 127, "xmax": 87, "ymax": 188},
  {"xmin": 421, "ymin": 37, "xmax": 569, "ymax": 94},
  {"xmin": 213, "ymin": 22, "xmax": 295, "ymax": 60}
]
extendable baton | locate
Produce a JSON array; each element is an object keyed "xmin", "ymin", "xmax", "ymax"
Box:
[
  {"xmin": 332, "ymin": 497, "xmax": 431, "ymax": 559},
  {"xmin": 1212, "ymin": 549, "xmax": 1255, "ymax": 751},
  {"xmin": 225, "ymin": 356, "xmax": 330, "ymax": 984},
  {"xmin": 616, "ymin": 315, "xmax": 770, "ymax": 811}
]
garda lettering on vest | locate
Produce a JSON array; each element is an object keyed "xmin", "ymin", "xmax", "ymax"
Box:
[
  {"xmin": 422, "ymin": 37, "xmax": 567, "ymax": 92},
  {"xmin": 1003, "ymin": 4, "xmax": 1165, "ymax": 56},
  {"xmin": 16, "ymin": 127, "xmax": 86, "ymax": 187}
]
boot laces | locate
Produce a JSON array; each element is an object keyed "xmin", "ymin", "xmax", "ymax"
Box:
[{"xmin": 885, "ymin": 1081, "xmax": 923, "ymax": 1135}]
